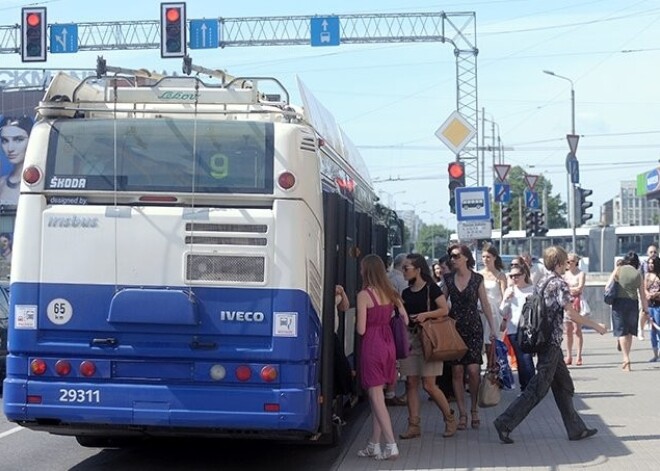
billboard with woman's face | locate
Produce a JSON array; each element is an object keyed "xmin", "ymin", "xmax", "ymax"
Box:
[{"xmin": 0, "ymin": 116, "xmax": 33, "ymax": 206}]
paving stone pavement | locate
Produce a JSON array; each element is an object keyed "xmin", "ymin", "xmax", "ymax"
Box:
[{"xmin": 334, "ymin": 330, "xmax": 660, "ymax": 470}]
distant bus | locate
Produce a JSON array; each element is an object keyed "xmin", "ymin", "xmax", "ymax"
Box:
[
  {"xmin": 3, "ymin": 66, "xmax": 401, "ymax": 446},
  {"xmin": 450, "ymin": 225, "xmax": 659, "ymax": 272}
]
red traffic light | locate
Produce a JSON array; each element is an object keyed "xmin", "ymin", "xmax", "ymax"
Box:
[
  {"xmin": 26, "ymin": 13, "xmax": 41, "ymax": 27},
  {"xmin": 166, "ymin": 7, "xmax": 180, "ymax": 22},
  {"xmin": 448, "ymin": 162, "xmax": 464, "ymax": 179}
]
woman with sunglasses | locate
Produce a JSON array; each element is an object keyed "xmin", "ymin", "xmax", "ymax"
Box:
[
  {"xmin": 442, "ymin": 244, "xmax": 497, "ymax": 431},
  {"xmin": 500, "ymin": 263, "xmax": 536, "ymax": 391},
  {"xmin": 398, "ymin": 253, "xmax": 457, "ymax": 440}
]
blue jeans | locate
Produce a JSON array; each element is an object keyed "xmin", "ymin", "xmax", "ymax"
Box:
[
  {"xmin": 649, "ymin": 306, "xmax": 660, "ymax": 350},
  {"xmin": 494, "ymin": 345, "xmax": 590, "ymax": 439},
  {"xmin": 507, "ymin": 333, "xmax": 536, "ymax": 391}
]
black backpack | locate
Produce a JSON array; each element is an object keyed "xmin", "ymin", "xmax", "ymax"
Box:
[{"xmin": 517, "ymin": 276, "xmax": 556, "ymax": 354}]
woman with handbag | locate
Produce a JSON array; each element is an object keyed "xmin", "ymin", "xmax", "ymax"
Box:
[
  {"xmin": 398, "ymin": 253, "xmax": 457, "ymax": 440},
  {"xmin": 356, "ymin": 254, "xmax": 409, "ymax": 461},
  {"xmin": 442, "ymin": 244, "xmax": 497, "ymax": 431},
  {"xmin": 563, "ymin": 253, "xmax": 588, "ymax": 366},
  {"xmin": 607, "ymin": 251, "xmax": 648, "ymax": 371}
]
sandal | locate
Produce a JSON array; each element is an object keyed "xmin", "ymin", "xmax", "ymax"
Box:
[
  {"xmin": 457, "ymin": 414, "xmax": 467, "ymax": 430},
  {"xmin": 471, "ymin": 409, "xmax": 480, "ymax": 429},
  {"xmin": 576, "ymin": 358, "xmax": 583, "ymax": 366},
  {"xmin": 622, "ymin": 361, "xmax": 631, "ymax": 372},
  {"xmin": 564, "ymin": 357, "xmax": 572, "ymax": 365}
]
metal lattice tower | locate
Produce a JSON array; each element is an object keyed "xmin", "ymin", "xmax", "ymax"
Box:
[{"xmin": 0, "ymin": 12, "xmax": 479, "ymax": 184}]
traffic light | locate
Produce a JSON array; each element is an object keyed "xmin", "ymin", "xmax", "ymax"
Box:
[
  {"xmin": 447, "ymin": 161, "xmax": 465, "ymax": 214},
  {"xmin": 160, "ymin": 3, "xmax": 187, "ymax": 58},
  {"xmin": 576, "ymin": 187, "xmax": 593, "ymax": 225},
  {"xmin": 536, "ymin": 211, "xmax": 549, "ymax": 236},
  {"xmin": 525, "ymin": 211, "xmax": 535, "ymax": 237},
  {"xmin": 21, "ymin": 7, "xmax": 47, "ymax": 62},
  {"xmin": 501, "ymin": 205, "xmax": 512, "ymax": 236}
]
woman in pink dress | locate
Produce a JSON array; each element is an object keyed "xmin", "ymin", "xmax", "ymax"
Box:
[{"xmin": 356, "ymin": 254, "xmax": 409, "ymax": 461}]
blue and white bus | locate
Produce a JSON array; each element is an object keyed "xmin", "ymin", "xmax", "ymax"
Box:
[{"xmin": 3, "ymin": 64, "xmax": 400, "ymax": 446}]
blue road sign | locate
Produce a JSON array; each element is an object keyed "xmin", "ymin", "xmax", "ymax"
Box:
[
  {"xmin": 567, "ymin": 153, "xmax": 580, "ymax": 184},
  {"xmin": 525, "ymin": 189, "xmax": 540, "ymax": 209},
  {"xmin": 50, "ymin": 24, "xmax": 78, "ymax": 53},
  {"xmin": 310, "ymin": 17, "xmax": 340, "ymax": 46},
  {"xmin": 190, "ymin": 19, "xmax": 219, "ymax": 49},
  {"xmin": 456, "ymin": 186, "xmax": 491, "ymax": 221},
  {"xmin": 494, "ymin": 183, "xmax": 511, "ymax": 203}
]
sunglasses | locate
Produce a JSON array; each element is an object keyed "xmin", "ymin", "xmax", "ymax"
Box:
[
  {"xmin": 508, "ymin": 273, "xmax": 522, "ymax": 279},
  {"xmin": 403, "ymin": 265, "xmax": 415, "ymax": 271},
  {"xmin": 450, "ymin": 253, "xmax": 462, "ymax": 259}
]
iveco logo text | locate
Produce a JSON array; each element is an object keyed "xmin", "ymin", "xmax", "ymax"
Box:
[
  {"xmin": 158, "ymin": 91, "xmax": 197, "ymax": 101},
  {"xmin": 49, "ymin": 177, "xmax": 87, "ymax": 188},
  {"xmin": 48, "ymin": 216, "xmax": 99, "ymax": 228},
  {"xmin": 220, "ymin": 311, "xmax": 265, "ymax": 322}
]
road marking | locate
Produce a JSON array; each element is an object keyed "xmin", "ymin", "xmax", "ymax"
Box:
[{"xmin": 0, "ymin": 426, "xmax": 24, "ymax": 439}]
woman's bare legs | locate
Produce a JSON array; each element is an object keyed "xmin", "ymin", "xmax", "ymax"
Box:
[{"xmin": 367, "ymin": 385, "xmax": 395, "ymax": 445}]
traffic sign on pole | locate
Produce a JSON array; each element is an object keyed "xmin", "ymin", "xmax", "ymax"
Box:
[
  {"xmin": 493, "ymin": 164, "xmax": 511, "ymax": 182},
  {"xmin": 310, "ymin": 17, "xmax": 340, "ymax": 46},
  {"xmin": 494, "ymin": 182, "xmax": 511, "ymax": 203},
  {"xmin": 567, "ymin": 134, "xmax": 580, "ymax": 154},
  {"xmin": 524, "ymin": 174, "xmax": 539, "ymax": 190},
  {"xmin": 524, "ymin": 189, "xmax": 540, "ymax": 209},
  {"xmin": 567, "ymin": 153, "xmax": 580, "ymax": 184}
]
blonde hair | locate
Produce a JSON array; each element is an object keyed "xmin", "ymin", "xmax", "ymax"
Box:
[
  {"xmin": 361, "ymin": 254, "xmax": 401, "ymax": 305},
  {"xmin": 543, "ymin": 246, "xmax": 568, "ymax": 271}
]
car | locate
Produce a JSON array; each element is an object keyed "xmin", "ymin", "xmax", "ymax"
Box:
[{"xmin": 0, "ymin": 281, "xmax": 8, "ymax": 387}]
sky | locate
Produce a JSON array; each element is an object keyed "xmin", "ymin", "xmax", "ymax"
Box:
[{"xmin": 2, "ymin": 0, "xmax": 660, "ymax": 231}]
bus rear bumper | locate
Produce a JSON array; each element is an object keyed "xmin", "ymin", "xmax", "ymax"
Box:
[{"xmin": 2, "ymin": 378, "xmax": 320, "ymax": 439}]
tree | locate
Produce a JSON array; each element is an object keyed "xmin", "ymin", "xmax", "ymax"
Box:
[{"xmin": 417, "ymin": 223, "xmax": 451, "ymax": 260}]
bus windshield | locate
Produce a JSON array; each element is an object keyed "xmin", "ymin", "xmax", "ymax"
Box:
[{"xmin": 45, "ymin": 119, "xmax": 274, "ymax": 194}]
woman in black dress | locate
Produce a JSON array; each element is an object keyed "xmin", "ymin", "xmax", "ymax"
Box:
[{"xmin": 443, "ymin": 244, "xmax": 497, "ymax": 431}]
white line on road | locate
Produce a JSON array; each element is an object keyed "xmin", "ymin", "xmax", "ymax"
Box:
[{"xmin": 0, "ymin": 426, "xmax": 24, "ymax": 439}]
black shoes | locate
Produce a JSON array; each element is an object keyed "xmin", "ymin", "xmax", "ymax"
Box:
[
  {"xmin": 493, "ymin": 419, "xmax": 514, "ymax": 444},
  {"xmin": 569, "ymin": 428, "xmax": 598, "ymax": 441}
]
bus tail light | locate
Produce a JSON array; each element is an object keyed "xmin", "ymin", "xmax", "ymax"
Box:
[
  {"xmin": 30, "ymin": 358, "xmax": 47, "ymax": 375},
  {"xmin": 260, "ymin": 365, "xmax": 277, "ymax": 382},
  {"xmin": 79, "ymin": 360, "xmax": 96, "ymax": 377},
  {"xmin": 55, "ymin": 360, "xmax": 72, "ymax": 376},
  {"xmin": 23, "ymin": 165, "xmax": 42, "ymax": 185},
  {"xmin": 235, "ymin": 365, "xmax": 252, "ymax": 381},
  {"xmin": 264, "ymin": 403, "xmax": 280, "ymax": 412},
  {"xmin": 277, "ymin": 171, "xmax": 296, "ymax": 190},
  {"xmin": 27, "ymin": 395, "xmax": 43, "ymax": 404}
]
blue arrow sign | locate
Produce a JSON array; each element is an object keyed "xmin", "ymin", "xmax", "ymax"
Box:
[
  {"xmin": 525, "ymin": 189, "xmax": 540, "ymax": 209},
  {"xmin": 567, "ymin": 153, "xmax": 580, "ymax": 184},
  {"xmin": 50, "ymin": 24, "xmax": 78, "ymax": 53},
  {"xmin": 494, "ymin": 183, "xmax": 511, "ymax": 203},
  {"xmin": 456, "ymin": 186, "xmax": 491, "ymax": 221},
  {"xmin": 190, "ymin": 19, "xmax": 219, "ymax": 49},
  {"xmin": 310, "ymin": 17, "xmax": 340, "ymax": 46}
]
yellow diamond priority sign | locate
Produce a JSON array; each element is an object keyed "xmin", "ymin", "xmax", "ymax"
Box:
[{"xmin": 435, "ymin": 111, "xmax": 477, "ymax": 154}]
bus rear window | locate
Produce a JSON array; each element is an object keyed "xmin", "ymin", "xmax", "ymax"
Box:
[{"xmin": 45, "ymin": 119, "xmax": 274, "ymax": 194}]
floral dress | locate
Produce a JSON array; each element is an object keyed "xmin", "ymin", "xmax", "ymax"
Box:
[{"xmin": 443, "ymin": 272, "xmax": 484, "ymax": 365}]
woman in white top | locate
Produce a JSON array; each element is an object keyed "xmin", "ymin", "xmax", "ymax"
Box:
[
  {"xmin": 563, "ymin": 253, "xmax": 587, "ymax": 366},
  {"xmin": 499, "ymin": 263, "xmax": 536, "ymax": 391},
  {"xmin": 479, "ymin": 245, "xmax": 507, "ymax": 361}
]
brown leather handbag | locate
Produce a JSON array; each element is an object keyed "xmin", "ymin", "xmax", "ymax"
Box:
[{"xmin": 420, "ymin": 285, "xmax": 467, "ymax": 362}]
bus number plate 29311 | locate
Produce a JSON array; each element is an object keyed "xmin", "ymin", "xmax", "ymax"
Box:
[{"xmin": 59, "ymin": 389, "xmax": 101, "ymax": 403}]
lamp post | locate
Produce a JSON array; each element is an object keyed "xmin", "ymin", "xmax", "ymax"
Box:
[
  {"xmin": 422, "ymin": 210, "xmax": 448, "ymax": 261},
  {"xmin": 403, "ymin": 201, "xmax": 426, "ymax": 251},
  {"xmin": 378, "ymin": 189, "xmax": 406, "ymax": 210},
  {"xmin": 543, "ymin": 69, "xmax": 576, "ymax": 251}
]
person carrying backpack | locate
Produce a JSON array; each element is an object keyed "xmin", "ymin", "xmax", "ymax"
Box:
[{"xmin": 493, "ymin": 246, "xmax": 607, "ymax": 445}]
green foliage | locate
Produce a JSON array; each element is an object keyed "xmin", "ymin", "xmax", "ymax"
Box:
[
  {"xmin": 417, "ymin": 224, "xmax": 451, "ymax": 260},
  {"xmin": 492, "ymin": 166, "xmax": 567, "ymax": 230}
]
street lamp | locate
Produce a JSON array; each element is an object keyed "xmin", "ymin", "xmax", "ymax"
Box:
[
  {"xmin": 402, "ymin": 201, "xmax": 426, "ymax": 251},
  {"xmin": 378, "ymin": 189, "xmax": 406, "ymax": 210},
  {"xmin": 543, "ymin": 69, "xmax": 577, "ymax": 251},
  {"xmin": 422, "ymin": 210, "xmax": 449, "ymax": 261}
]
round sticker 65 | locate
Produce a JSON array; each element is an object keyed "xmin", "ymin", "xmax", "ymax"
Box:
[{"xmin": 47, "ymin": 298, "xmax": 73, "ymax": 325}]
